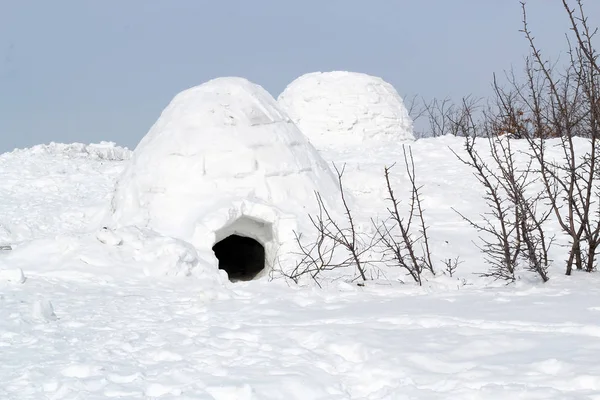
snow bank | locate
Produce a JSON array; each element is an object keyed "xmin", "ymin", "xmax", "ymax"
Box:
[
  {"xmin": 0, "ymin": 142, "xmax": 128, "ymax": 244},
  {"xmin": 4, "ymin": 142, "xmax": 132, "ymax": 161},
  {"xmin": 109, "ymin": 77, "xmax": 343, "ymax": 277},
  {"xmin": 278, "ymin": 71, "xmax": 415, "ymax": 150},
  {"xmin": 0, "ymin": 226, "xmax": 228, "ymax": 284}
]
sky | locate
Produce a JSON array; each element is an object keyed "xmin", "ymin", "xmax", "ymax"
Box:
[{"xmin": 1, "ymin": 0, "xmax": 599, "ymax": 153}]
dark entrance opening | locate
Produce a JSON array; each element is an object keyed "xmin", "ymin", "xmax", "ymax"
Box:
[{"xmin": 212, "ymin": 235, "xmax": 265, "ymax": 282}]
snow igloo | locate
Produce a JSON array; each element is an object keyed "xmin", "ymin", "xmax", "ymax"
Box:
[
  {"xmin": 278, "ymin": 71, "xmax": 415, "ymax": 150},
  {"xmin": 109, "ymin": 77, "xmax": 343, "ymax": 281}
]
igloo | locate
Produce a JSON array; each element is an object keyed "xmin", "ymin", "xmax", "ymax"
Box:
[
  {"xmin": 278, "ymin": 71, "xmax": 415, "ymax": 149},
  {"xmin": 109, "ymin": 77, "xmax": 343, "ymax": 281}
]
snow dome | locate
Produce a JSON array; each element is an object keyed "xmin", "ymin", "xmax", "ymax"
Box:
[
  {"xmin": 109, "ymin": 77, "xmax": 343, "ymax": 281},
  {"xmin": 278, "ymin": 71, "xmax": 415, "ymax": 149}
]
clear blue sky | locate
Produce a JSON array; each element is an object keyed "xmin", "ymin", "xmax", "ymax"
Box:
[{"xmin": 1, "ymin": 1, "xmax": 597, "ymax": 153}]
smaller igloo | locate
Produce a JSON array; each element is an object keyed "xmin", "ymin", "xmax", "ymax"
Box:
[
  {"xmin": 109, "ymin": 77, "xmax": 343, "ymax": 281},
  {"xmin": 278, "ymin": 71, "xmax": 415, "ymax": 150}
]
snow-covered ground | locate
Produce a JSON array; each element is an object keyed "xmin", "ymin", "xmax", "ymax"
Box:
[{"xmin": 2, "ymin": 137, "xmax": 600, "ymax": 399}]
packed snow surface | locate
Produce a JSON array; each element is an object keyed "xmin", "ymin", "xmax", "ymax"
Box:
[
  {"xmin": 0, "ymin": 142, "xmax": 131, "ymax": 244},
  {"xmin": 108, "ymin": 77, "xmax": 342, "ymax": 276},
  {"xmin": 2, "ymin": 135, "xmax": 600, "ymax": 398},
  {"xmin": 278, "ymin": 71, "xmax": 415, "ymax": 150}
]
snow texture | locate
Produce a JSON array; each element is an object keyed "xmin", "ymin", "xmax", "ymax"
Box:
[
  {"xmin": 278, "ymin": 71, "xmax": 415, "ymax": 150},
  {"xmin": 2, "ymin": 135, "xmax": 600, "ymax": 398},
  {"xmin": 108, "ymin": 77, "xmax": 343, "ymax": 278},
  {"xmin": 0, "ymin": 142, "xmax": 131, "ymax": 244},
  {"xmin": 9, "ymin": 141, "xmax": 131, "ymax": 161}
]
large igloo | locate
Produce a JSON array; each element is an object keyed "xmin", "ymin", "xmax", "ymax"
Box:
[
  {"xmin": 109, "ymin": 77, "xmax": 343, "ymax": 281},
  {"xmin": 278, "ymin": 71, "xmax": 415, "ymax": 149}
]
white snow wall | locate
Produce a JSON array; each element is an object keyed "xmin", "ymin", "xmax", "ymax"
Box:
[{"xmin": 109, "ymin": 77, "xmax": 344, "ymax": 276}]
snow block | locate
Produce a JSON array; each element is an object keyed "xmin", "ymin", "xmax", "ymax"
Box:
[
  {"xmin": 0, "ymin": 267, "xmax": 25, "ymax": 283},
  {"xmin": 31, "ymin": 299, "xmax": 57, "ymax": 322},
  {"xmin": 278, "ymin": 71, "xmax": 415, "ymax": 149}
]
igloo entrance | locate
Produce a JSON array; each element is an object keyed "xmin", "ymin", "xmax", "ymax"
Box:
[
  {"xmin": 212, "ymin": 216, "xmax": 273, "ymax": 281},
  {"xmin": 213, "ymin": 235, "xmax": 265, "ymax": 281}
]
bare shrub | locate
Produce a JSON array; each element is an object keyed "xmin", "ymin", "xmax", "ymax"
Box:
[
  {"xmin": 452, "ymin": 136, "xmax": 521, "ymax": 281},
  {"xmin": 374, "ymin": 145, "xmax": 436, "ymax": 285},
  {"xmin": 423, "ymin": 96, "xmax": 481, "ymax": 137},
  {"xmin": 450, "ymin": 118, "xmax": 552, "ymax": 282},
  {"xmin": 522, "ymin": 0, "xmax": 600, "ymax": 274},
  {"xmin": 433, "ymin": 0, "xmax": 600, "ymax": 281},
  {"xmin": 286, "ymin": 164, "xmax": 379, "ymax": 285},
  {"xmin": 443, "ymin": 256, "xmax": 462, "ymax": 278},
  {"xmin": 288, "ymin": 147, "xmax": 439, "ymax": 286},
  {"xmin": 486, "ymin": 0, "xmax": 600, "ymax": 275}
]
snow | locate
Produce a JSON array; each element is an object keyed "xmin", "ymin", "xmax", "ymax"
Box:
[
  {"xmin": 31, "ymin": 298, "xmax": 57, "ymax": 322},
  {"xmin": 108, "ymin": 77, "xmax": 343, "ymax": 278},
  {"xmin": 0, "ymin": 141, "xmax": 131, "ymax": 244},
  {"xmin": 1, "ymin": 104, "xmax": 600, "ymax": 397},
  {"xmin": 3, "ymin": 267, "xmax": 600, "ymax": 398},
  {"xmin": 278, "ymin": 71, "xmax": 415, "ymax": 150},
  {"xmin": 0, "ymin": 266, "xmax": 25, "ymax": 284}
]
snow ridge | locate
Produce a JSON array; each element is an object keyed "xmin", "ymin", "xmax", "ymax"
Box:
[{"xmin": 3, "ymin": 142, "xmax": 132, "ymax": 161}]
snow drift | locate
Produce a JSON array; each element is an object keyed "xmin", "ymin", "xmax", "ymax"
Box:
[
  {"xmin": 278, "ymin": 71, "xmax": 415, "ymax": 150},
  {"xmin": 7, "ymin": 141, "xmax": 132, "ymax": 161},
  {"xmin": 108, "ymin": 77, "xmax": 343, "ymax": 279}
]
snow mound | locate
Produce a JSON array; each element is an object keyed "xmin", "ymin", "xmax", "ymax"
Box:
[
  {"xmin": 0, "ymin": 142, "xmax": 128, "ymax": 243},
  {"xmin": 109, "ymin": 77, "xmax": 343, "ymax": 278},
  {"xmin": 31, "ymin": 299, "xmax": 57, "ymax": 322},
  {"xmin": 4, "ymin": 142, "xmax": 132, "ymax": 161},
  {"xmin": 278, "ymin": 71, "xmax": 415, "ymax": 149},
  {"xmin": 0, "ymin": 267, "xmax": 25, "ymax": 284},
  {"xmin": 0, "ymin": 227, "xmax": 229, "ymax": 285}
]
